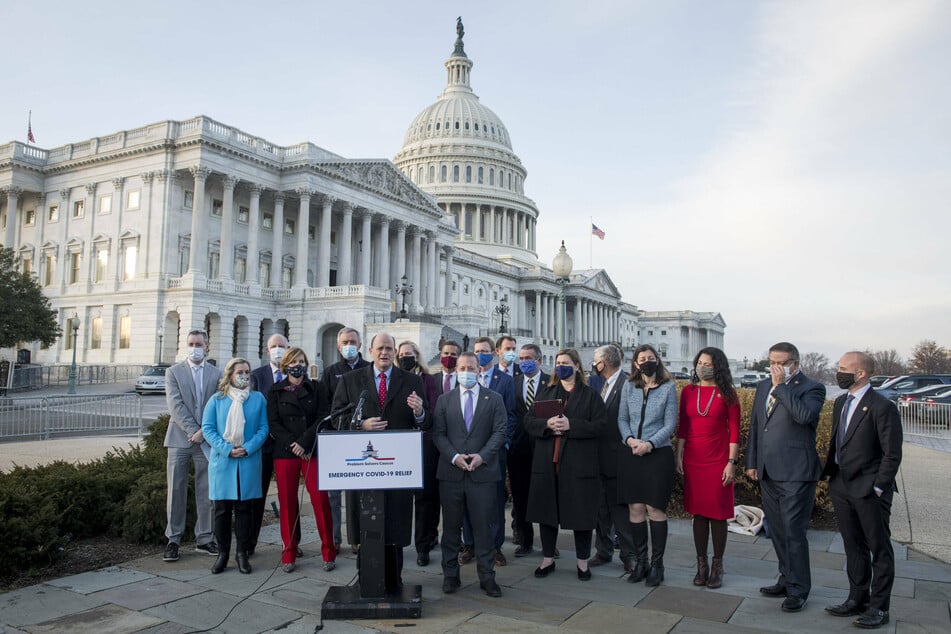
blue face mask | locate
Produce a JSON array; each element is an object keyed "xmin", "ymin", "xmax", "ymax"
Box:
[
  {"xmin": 502, "ymin": 350, "xmax": 517, "ymax": 365},
  {"xmin": 341, "ymin": 344, "xmax": 358, "ymax": 361},
  {"xmin": 518, "ymin": 359, "xmax": 537, "ymax": 375},
  {"xmin": 554, "ymin": 365, "xmax": 575, "ymax": 380},
  {"xmin": 457, "ymin": 371, "xmax": 478, "ymax": 389},
  {"xmin": 476, "ymin": 352, "xmax": 494, "ymax": 367}
]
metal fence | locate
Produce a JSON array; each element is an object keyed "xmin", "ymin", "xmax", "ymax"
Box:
[
  {"xmin": 2, "ymin": 364, "xmax": 152, "ymax": 393},
  {"xmin": 899, "ymin": 402, "xmax": 951, "ymax": 438},
  {"xmin": 0, "ymin": 393, "xmax": 143, "ymax": 440}
]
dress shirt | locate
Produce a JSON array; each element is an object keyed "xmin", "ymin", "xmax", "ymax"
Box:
[
  {"xmin": 270, "ymin": 362, "xmax": 281, "ymax": 383},
  {"xmin": 601, "ymin": 371, "xmax": 621, "ymax": 402},
  {"xmin": 842, "ymin": 383, "xmax": 872, "ymax": 431},
  {"xmin": 499, "ymin": 363, "xmax": 514, "ymax": 377},
  {"xmin": 523, "ymin": 373, "xmax": 539, "ymax": 402}
]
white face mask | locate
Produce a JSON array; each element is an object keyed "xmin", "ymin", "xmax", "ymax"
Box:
[
  {"xmin": 501, "ymin": 350, "xmax": 517, "ymax": 365},
  {"xmin": 457, "ymin": 371, "xmax": 478, "ymax": 389},
  {"xmin": 269, "ymin": 346, "xmax": 286, "ymax": 364},
  {"xmin": 188, "ymin": 346, "xmax": 205, "ymax": 362}
]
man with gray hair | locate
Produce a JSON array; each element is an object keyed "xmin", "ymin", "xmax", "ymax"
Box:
[{"xmin": 588, "ymin": 344, "xmax": 633, "ymax": 572}]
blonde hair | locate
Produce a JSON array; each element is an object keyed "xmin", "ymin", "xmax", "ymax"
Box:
[
  {"xmin": 398, "ymin": 340, "xmax": 430, "ymax": 375},
  {"xmin": 217, "ymin": 357, "xmax": 251, "ymax": 396}
]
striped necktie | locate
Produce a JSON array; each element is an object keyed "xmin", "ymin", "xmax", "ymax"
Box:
[
  {"xmin": 526, "ymin": 376, "xmax": 535, "ymax": 407},
  {"xmin": 766, "ymin": 390, "xmax": 777, "ymax": 417}
]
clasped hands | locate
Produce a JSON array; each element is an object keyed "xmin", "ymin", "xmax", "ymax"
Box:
[
  {"xmin": 453, "ymin": 453, "xmax": 484, "ymax": 471},
  {"xmin": 546, "ymin": 414, "xmax": 570, "ymax": 435},
  {"xmin": 229, "ymin": 446, "xmax": 248, "ymax": 458},
  {"xmin": 627, "ymin": 438, "xmax": 652, "ymax": 456}
]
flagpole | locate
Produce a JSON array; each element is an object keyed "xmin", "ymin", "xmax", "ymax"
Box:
[{"xmin": 589, "ymin": 216, "xmax": 593, "ymax": 269}]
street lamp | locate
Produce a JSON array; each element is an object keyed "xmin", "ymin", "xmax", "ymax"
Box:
[
  {"xmin": 395, "ymin": 274, "xmax": 414, "ymax": 320},
  {"xmin": 67, "ymin": 316, "xmax": 81, "ymax": 395},
  {"xmin": 551, "ymin": 241, "xmax": 573, "ymax": 349},
  {"xmin": 494, "ymin": 296, "xmax": 510, "ymax": 334},
  {"xmin": 157, "ymin": 327, "xmax": 164, "ymax": 365}
]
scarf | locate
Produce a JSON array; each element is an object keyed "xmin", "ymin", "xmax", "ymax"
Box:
[{"xmin": 223, "ymin": 386, "xmax": 249, "ymax": 446}]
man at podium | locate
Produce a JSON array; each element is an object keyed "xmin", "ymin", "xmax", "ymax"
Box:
[{"xmin": 332, "ymin": 332, "xmax": 431, "ymax": 593}]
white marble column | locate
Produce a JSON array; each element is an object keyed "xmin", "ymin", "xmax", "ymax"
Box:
[
  {"xmin": 219, "ymin": 176, "xmax": 238, "ymax": 279},
  {"xmin": 246, "ymin": 185, "xmax": 262, "ymax": 285},
  {"xmin": 358, "ymin": 209, "xmax": 372, "ymax": 286},
  {"xmin": 488, "ymin": 207, "xmax": 496, "ymax": 243},
  {"xmin": 375, "ymin": 214, "xmax": 390, "ymax": 288},
  {"xmin": 293, "ymin": 188, "xmax": 312, "ymax": 288},
  {"xmin": 317, "ymin": 196, "xmax": 333, "ymax": 287},
  {"xmin": 534, "ymin": 293, "xmax": 543, "ymax": 342},
  {"xmin": 574, "ymin": 299, "xmax": 582, "ymax": 347},
  {"xmin": 337, "ymin": 203, "xmax": 353, "ymax": 285},
  {"xmin": 443, "ymin": 245, "xmax": 454, "ymax": 306},
  {"xmin": 187, "ymin": 167, "xmax": 210, "ymax": 273},
  {"xmin": 410, "ymin": 228, "xmax": 423, "ymax": 311},
  {"xmin": 394, "ymin": 220, "xmax": 407, "ymax": 282},
  {"xmin": 2, "ymin": 186, "xmax": 22, "ymax": 248},
  {"xmin": 426, "ymin": 234, "xmax": 437, "ymax": 309},
  {"xmin": 271, "ymin": 193, "xmax": 285, "ymax": 287},
  {"xmin": 473, "ymin": 206, "xmax": 482, "ymax": 242}
]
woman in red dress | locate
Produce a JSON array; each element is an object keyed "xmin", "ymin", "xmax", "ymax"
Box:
[{"xmin": 676, "ymin": 346, "xmax": 740, "ymax": 589}]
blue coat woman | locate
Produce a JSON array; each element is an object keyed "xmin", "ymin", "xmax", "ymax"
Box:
[{"xmin": 201, "ymin": 358, "xmax": 269, "ymax": 574}]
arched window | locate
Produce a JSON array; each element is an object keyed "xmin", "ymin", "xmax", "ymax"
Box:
[
  {"xmin": 478, "ymin": 166, "xmax": 484, "ymax": 184},
  {"xmin": 499, "ymin": 169, "xmax": 504, "ymax": 187},
  {"xmin": 474, "ymin": 123, "xmax": 479, "ymax": 131},
  {"xmin": 455, "ymin": 121, "xmax": 460, "ymax": 130},
  {"xmin": 428, "ymin": 165, "xmax": 435, "ymax": 183},
  {"xmin": 416, "ymin": 167, "xmax": 422, "ymax": 183},
  {"xmin": 489, "ymin": 168, "xmax": 495, "ymax": 186},
  {"xmin": 465, "ymin": 166, "xmax": 472, "ymax": 183},
  {"xmin": 453, "ymin": 165, "xmax": 460, "ymax": 182},
  {"xmin": 464, "ymin": 121, "xmax": 469, "ymax": 130},
  {"xmin": 440, "ymin": 165, "xmax": 447, "ymax": 182},
  {"xmin": 436, "ymin": 122, "xmax": 440, "ymax": 130}
]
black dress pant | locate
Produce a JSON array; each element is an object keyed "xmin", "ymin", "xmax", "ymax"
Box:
[
  {"xmin": 760, "ymin": 476, "xmax": 816, "ymax": 599},
  {"xmin": 540, "ymin": 523, "xmax": 592, "ymax": 560},
  {"xmin": 830, "ymin": 480, "xmax": 896, "ymax": 611},
  {"xmin": 215, "ymin": 498, "xmax": 254, "ymax": 556},
  {"xmin": 507, "ymin": 439, "xmax": 534, "ymax": 548},
  {"xmin": 594, "ymin": 475, "xmax": 633, "ymax": 562}
]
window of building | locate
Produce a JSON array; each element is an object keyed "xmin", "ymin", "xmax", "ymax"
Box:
[
  {"xmin": 435, "ymin": 122, "xmax": 440, "ymax": 130},
  {"xmin": 284, "ymin": 218, "xmax": 295, "ymax": 235},
  {"xmin": 475, "ymin": 123, "xmax": 479, "ymax": 131},
  {"xmin": 73, "ymin": 200, "xmax": 84, "ymax": 218},
  {"xmin": 208, "ymin": 252, "xmax": 219, "ymax": 278},
  {"xmin": 428, "ymin": 165, "xmax": 435, "ymax": 183},
  {"xmin": 499, "ymin": 170, "xmax": 504, "ymax": 187},
  {"xmin": 178, "ymin": 247, "xmax": 189, "ymax": 276},
  {"xmin": 235, "ymin": 257, "xmax": 246, "ymax": 283},
  {"xmin": 259, "ymin": 262, "xmax": 271, "ymax": 287},
  {"xmin": 118, "ymin": 315, "xmax": 131, "ymax": 349},
  {"xmin": 282, "ymin": 266, "xmax": 293, "ymax": 288},
  {"xmin": 183, "ymin": 190, "xmax": 193, "ymax": 209},
  {"xmin": 123, "ymin": 245, "xmax": 136, "ymax": 280},
  {"xmin": 43, "ymin": 255, "xmax": 55, "ymax": 287},
  {"xmin": 463, "ymin": 283, "xmax": 469, "ymax": 295},
  {"xmin": 454, "ymin": 120, "xmax": 459, "ymax": 130},
  {"xmin": 308, "ymin": 225, "xmax": 316, "ymax": 240},
  {"xmin": 21, "ymin": 257, "xmax": 32, "ymax": 275},
  {"xmin": 453, "ymin": 165, "xmax": 459, "ymax": 182},
  {"xmin": 24, "ymin": 209, "xmax": 35, "ymax": 226},
  {"xmin": 440, "ymin": 165, "xmax": 447, "ymax": 182},
  {"xmin": 489, "ymin": 168, "xmax": 494, "ymax": 186},
  {"xmin": 48, "ymin": 204, "xmax": 59, "ymax": 222},
  {"xmin": 478, "ymin": 166, "xmax": 484, "ymax": 184},
  {"xmin": 648, "ymin": 330, "xmax": 653, "ymax": 336},
  {"xmin": 126, "ymin": 190, "xmax": 140, "ymax": 210},
  {"xmin": 262, "ymin": 212, "xmax": 273, "ymax": 230},
  {"xmin": 237, "ymin": 206, "xmax": 249, "ymax": 223},
  {"xmin": 90, "ymin": 316, "xmax": 102, "ymax": 349},
  {"xmin": 212, "ymin": 199, "xmax": 223, "ymax": 217},
  {"xmin": 94, "ymin": 248, "xmax": 108, "ymax": 283},
  {"xmin": 465, "ymin": 166, "xmax": 472, "ymax": 183},
  {"xmin": 508, "ymin": 172, "xmax": 512, "ymax": 189},
  {"xmin": 99, "ymin": 195, "xmax": 112, "ymax": 215},
  {"xmin": 69, "ymin": 253, "xmax": 81, "ymax": 284},
  {"xmin": 65, "ymin": 317, "xmax": 77, "ymax": 350},
  {"xmin": 661, "ymin": 329, "xmax": 667, "ymax": 336}
]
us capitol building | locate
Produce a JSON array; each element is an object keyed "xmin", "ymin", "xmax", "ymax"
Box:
[{"xmin": 0, "ymin": 22, "xmax": 725, "ymax": 373}]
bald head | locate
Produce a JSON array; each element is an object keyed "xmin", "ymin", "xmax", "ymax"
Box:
[{"xmin": 837, "ymin": 350, "xmax": 874, "ymax": 390}]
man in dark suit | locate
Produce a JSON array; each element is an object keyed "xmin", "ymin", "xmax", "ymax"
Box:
[
  {"xmin": 434, "ymin": 351, "xmax": 507, "ymax": 597},
  {"xmin": 248, "ymin": 332, "xmax": 289, "ymax": 555},
  {"xmin": 163, "ymin": 329, "xmax": 223, "ymax": 562},
  {"xmin": 587, "ymin": 344, "xmax": 633, "ymax": 572},
  {"xmin": 510, "ymin": 343, "xmax": 549, "ymax": 556},
  {"xmin": 321, "ymin": 326, "xmax": 370, "ymax": 550},
  {"xmin": 331, "ymin": 332, "xmax": 431, "ymax": 593},
  {"xmin": 821, "ymin": 351, "xmax": 902, "ymax": 629},
  {"xmin": 746, "ymin": 341, "xmax": 826, "ymax": 612},
  {"xmin": 495, "ymin": 335, "xmax": 521, "ymax": 378}
]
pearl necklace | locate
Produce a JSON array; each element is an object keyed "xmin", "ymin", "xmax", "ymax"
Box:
[{"xmin": 696, "ymin": 385, "xmax": 717, "ymax": 417}]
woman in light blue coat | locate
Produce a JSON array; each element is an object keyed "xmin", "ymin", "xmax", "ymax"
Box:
[
  {"xmin": 617, "ymin": 344, "xmax": 678, "ymax": 587},
  {"xmin": 202, "ymin": 357, "xmax": 268, "ymax": 575}
]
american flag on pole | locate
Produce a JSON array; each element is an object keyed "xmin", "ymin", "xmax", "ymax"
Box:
[
  {"xmin": 591, "ymin": 223, "xmax": 605, "ymax": 240},
  {"xmin": 27, "ymin": 111, "xmax": 35, "ymax": 144}
]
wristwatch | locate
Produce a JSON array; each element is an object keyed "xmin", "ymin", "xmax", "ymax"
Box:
[{"xmin": 727, "ymin": 458, "xmax": 738, "ymax": 465}]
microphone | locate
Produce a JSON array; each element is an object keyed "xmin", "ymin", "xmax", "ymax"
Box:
[{"xmin": 350, "ymin": 389, "xmax": 368, "ymax": 431}]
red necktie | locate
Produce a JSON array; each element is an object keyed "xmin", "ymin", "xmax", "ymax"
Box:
[
  {"xmin": 443, "ymin": 373, "xmax": 451, "ymax": 394},
  {"xmin": 378, "ymin": 372, "xmax": 387, "ymax": 411}
]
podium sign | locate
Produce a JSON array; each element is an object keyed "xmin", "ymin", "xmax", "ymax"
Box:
[{"xmin": 317, "ymin": 430, "xmax": 423, "ymax": 491}]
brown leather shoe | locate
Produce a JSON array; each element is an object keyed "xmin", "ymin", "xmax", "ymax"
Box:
[
  {"xmin": 706, "ymin": 557, "xmax": 723, "ymax": 589},
  {"xmin": 693, "ymin": 556, "xmax": 709, "ymax": 586},
  {"xmin": 494, "ymin": 549, "xmax": 507, "ymax": 567}
]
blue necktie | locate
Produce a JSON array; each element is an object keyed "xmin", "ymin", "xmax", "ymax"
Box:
[
  {"xmin": 275, "ymin": 370, "xmax": 283, "ymax": 383},
  {"xmin": 464, "ymin": 390, "xmax": 474, "ymax": 432}
]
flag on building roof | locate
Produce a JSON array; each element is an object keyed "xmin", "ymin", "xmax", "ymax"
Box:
[
  {"xmin": 591, "ymin": 223, "xmax": 605, "ymax": 240},
  {"xmin": 27, "ymin": 111, "xmax": 35, "ymax": 144}
]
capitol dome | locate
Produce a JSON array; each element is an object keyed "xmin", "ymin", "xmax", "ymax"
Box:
[{"xmin": 394, "ymin": 19, "xmax": 540, "ymax": 264}]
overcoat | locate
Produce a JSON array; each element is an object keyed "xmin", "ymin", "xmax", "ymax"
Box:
[{"xmin": 202, "ymin": 390, "xmax": 269, "ymax": 501}]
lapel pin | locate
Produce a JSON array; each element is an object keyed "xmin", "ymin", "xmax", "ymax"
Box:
[{"xmin": 862, "ymin": 406, "xmax": 868, "ymax": 411}]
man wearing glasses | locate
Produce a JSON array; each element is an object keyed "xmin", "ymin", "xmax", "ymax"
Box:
[{"xmin": 746, "ymin": 342, "xmax": 825, "ymax": 613}]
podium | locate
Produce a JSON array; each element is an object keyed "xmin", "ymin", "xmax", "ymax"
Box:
[{"xmin": 317, "ymin": 430, "xmax": 424, "ymax": 620}]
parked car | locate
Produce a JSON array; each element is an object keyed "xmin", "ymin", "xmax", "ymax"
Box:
[
  {"xmin": 135, "ymin": 365, "xmax": 171, "ymax": 394},
  {"xmin": 869, "ymin": 375, "xmax": 895, "ymax": 388},
  {"xmin": 739, "ymin": 373, "xmax": 761, "ymax": 389},
  {"xmin": 876, "ymin": 375, "xmax": 951, "ymax": 402},
  {"xmin": 670, "ymin": 371, "xmax": 690, "ymax": 380}
]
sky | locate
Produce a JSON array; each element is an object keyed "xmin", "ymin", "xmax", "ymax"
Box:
[{"xmin": 3, "ymin": 0, "xmax": 949, "ymax": 364}]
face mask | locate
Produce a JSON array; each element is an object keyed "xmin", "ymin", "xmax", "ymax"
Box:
[
  {"xmin": 501, "ymin": 350, "xmax": 517, "ymax": 365},
  {"xmin": 554, "ymin": 365, "xmax": 575, "ymax": 380},
  {"xmin": 591, "ymin": 361, "xmax": 603, "ymax": 377},
  {"xmin": 696, "ymin": 365, "xmax": 716, "ymax": 381},
  {"xmin": 518, "ymin": 359, "xmax": 537, "ymax": 375},
  {"xmin": 233, "ymin": 374, "xmax": 250, "ymax": 389},
  {"xmin": 341, "ymin": 344, "xmax": 359, "ymax": 361},
  {"xmin": 457, "ymin": 371, "xmax": 478, "ymax": 389},
  {"xmin": 188, "ymin": 346, "xmax": 205, "ymax": 362},
  {"xmin": 287, "ymin": 365, "xmax": 307, "ymax": 379},
  {"xmin": 398, "ymin": 356, "xmax": 417, "ymax": 371},
  {"xmin": 476, "ymin": 352, "xmax": 494, "ymax": 367},
  {"xmin": 269, "ymin": 346, "xmax": 286, "ymax": 364},
  {"xmin": 441, "ymin": 355, "xmax": 458, "ymax": 371},
  {"xmin": 782, "ymin": 364, "xmax": 793, "ymax": 381},
  {"xmin": 639, "ymin": 360, "xmax": 658, "ymax": 376},
  {"xmin": 836, "ymin": 371, "xmax": 856, "ymax": 390}
]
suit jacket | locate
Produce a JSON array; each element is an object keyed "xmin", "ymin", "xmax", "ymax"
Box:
[
  {"xmin": 589, "ymin": 370, "xmax": 629, "ymax": 478},
  {"xmin": 746, "ymin": 373, "xmax": 826, "ymax": 482},
  {"xmin": 821, "ymin": 387, "xmax": 902, "ymax": 497},
  {"xmin": 331, "ymin": 364, "xmax": 432, "ymax": 547},
  {"xmin": 250, "ymin": 363, "xmax": 278, "ymax": 393},
  {"xmin": 164, "ymin": 360, "xmax": 223, "ymax": 449},
  {"xmin": 433, "ymin": 386, "xmax": 507, "ymax": 482},
  {"xmin": 482, "ymin": 366, "xmax": 517, "ymax": 445},
  {"xmin": 513, "ymin": 371, "xmax": 551, "ymax": 450}
]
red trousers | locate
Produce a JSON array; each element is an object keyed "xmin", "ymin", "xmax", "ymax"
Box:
[{"xmin": 274, "ymin": 457, "xmax": 336, "ymax": 564}]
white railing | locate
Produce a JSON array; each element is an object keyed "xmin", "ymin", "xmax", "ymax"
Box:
[
  {"xmin": 899, "ymin": 402, "xmax": 951, "ymax": 438},
  {"xmin": 0, "ymin": 394, "xmax": 143, "ymax": 440}
]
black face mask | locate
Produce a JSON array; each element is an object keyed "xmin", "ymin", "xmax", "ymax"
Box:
[
  {"xmin": 287, "ymin": 365, "xmax": 307, "ymax": 379},
  {"xmin": 639, "ymin": 360, "xmax": 658, "ymax": 377},
  {"xmin": 591, "ymin": 362, "xmax": 603, "ymax": 377},
  {"xmin": 398, "ymin": 356, "xmax": 417, "ymax": 371},
  {"xmin": 835, "ymin": 371, "xmax": 856, "ymax": 389}
]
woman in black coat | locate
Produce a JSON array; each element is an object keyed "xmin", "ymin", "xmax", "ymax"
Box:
[{"xmin": 525, "ymin": 348, "xmax": 606, "ymax": 581}]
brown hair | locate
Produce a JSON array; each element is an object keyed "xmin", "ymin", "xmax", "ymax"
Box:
[
  {"xmin": 279, "ymin": 347, "xmax": 309, "ymax": 374},
  {"xmin": 628, "ymin": 344, "xmax": 672, "ymax": 388},
  {"xmin": 555, "ymin": 348, "xmax": 587, "ymax": 385}
]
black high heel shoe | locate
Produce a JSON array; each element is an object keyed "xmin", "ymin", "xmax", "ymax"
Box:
[{"xmin": 577, "ymin": 566, "xmax": 591, "ymax": 581}]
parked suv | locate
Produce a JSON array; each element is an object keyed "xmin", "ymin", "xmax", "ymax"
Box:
[
  {"xmin": 875, "ymin": 374, "xmax": 951, "ymax": 402},
  {"xmin": 739, "ymin": 373, "xmax": 761, "ymax": 389}
]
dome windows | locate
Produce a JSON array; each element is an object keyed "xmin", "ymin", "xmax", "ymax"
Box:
[
  {"xmin": 489, "ymin": 168, "xmax": 495, "ymax": 186},
  {"xmin": 478, "ymin": 166, "xmax": 484, "ymax": 184},
  {"xmin": 429, "ymin": 165, "xmax": 435, "ymax": 184},
  {"xmin": 465, "ymin": 166, "xmax": 472, "ymax": 183},
  {"xmin": 474, "ymin": 123, "xmax": 479, "ymax": 131},
  {"xmin": 453, "ymin": 165, "xmax": 460, "ymax": 182},
  {"xmin": 435, "ymin": 122, "xmax": 440, "ymax": 131},
  {"xmin": 440, "ymin": 165, "xmax": 447, "ymax": 182},
  {"xmin": 455, "ymin": 120, "xmax": 460, "ymax": 130}
]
